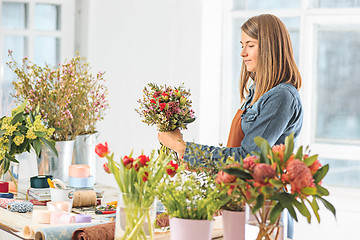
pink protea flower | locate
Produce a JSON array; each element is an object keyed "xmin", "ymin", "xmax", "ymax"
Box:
[
  {"xmin": 215, "ymin": 163, "xmax": 241, "ymax": 195},
  {"xmin": 242, "ymin": 156, "xmax": 258, "ymax": 172},
  {"xmin": 253, "ymin": 163, "xmax": 276, "ymax": 185},
  {"xmin": 286, "ymin": 159, "xmax": 315, "ymax": 194}
]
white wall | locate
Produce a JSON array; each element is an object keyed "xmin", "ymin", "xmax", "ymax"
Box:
[{"xmin": 79, "ymin": 0, "xmax": 203, "ymax": 186}]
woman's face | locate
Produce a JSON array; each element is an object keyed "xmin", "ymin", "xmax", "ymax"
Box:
[{"xmin": 240, "ymin": 31, "xmax": 259, "ymax": 72}]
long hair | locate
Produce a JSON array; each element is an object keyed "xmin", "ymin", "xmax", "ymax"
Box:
[{"xmin": 239, "ymin": 14, "xmax": 302, "ymax": 104}]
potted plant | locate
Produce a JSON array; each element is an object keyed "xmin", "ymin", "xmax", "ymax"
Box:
[
  {"xmin": 216, "ymin": 162, "xmax": 246, "ymax": 240},
  {"xmin": 156, "ymin": 164, "xmax": 229, "ymax": 240},
  {"xmin": 7, "ymin": 51, "xmax": 108, "ymax": 182},
  {"xmin": 0, "ymin": 101, "xmax": 57, "ymax": 193},
  {"xmin": 223, "ymin": 133, "xmax": 336, "ymax": 240},
  {"xmin": 95, "ymin": 142, "xmax": 175, "ymax": 240}
]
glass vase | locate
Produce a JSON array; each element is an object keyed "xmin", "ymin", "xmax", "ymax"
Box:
[
  {"xmin": 115, "ymin": 192, "xmax": 156, "ymax": 240},
  {"xmin": 246, "ymin": 202, "xmax": 283, "ymax": 240}
]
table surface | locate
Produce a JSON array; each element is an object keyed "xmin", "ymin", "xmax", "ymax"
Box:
[{"xmin": 0, "ymin": 183, "xmax": 224, "ymax": 240}]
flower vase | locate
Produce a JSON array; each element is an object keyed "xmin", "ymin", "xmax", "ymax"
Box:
[
  {"xmin": 115, "ymin": 193, "xmax": 156, "ymax": 240},
  {"xmin": 37, "ymin": 140, "xmax": 75, "ymax": 183},
  {"xmin": 246, "ymin": 203, "xmax": 283, "ymax": 240},
  {"xmin": 73, "ymin": 133, "xmax": 98, "ymax": 182},
  {"xmin": 222, "ymin": 210, "xmax": 245, "ymax": 240},
  {"xmin": 169, "ymin": 217, "xmax": 214, "ymax": 240},
  {"xmin": 1, "ymin": 162, "xmax": 19, "ymax": 195}
]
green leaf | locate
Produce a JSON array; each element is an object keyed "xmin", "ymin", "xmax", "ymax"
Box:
[
  {"xmin": 315, "ymin": 195, "xmax": 336, "ymax": 219},
  {"xmin": 254, "ymin": 136, "xmax": 271, "ymax": 164},
  {"xmin": 277, "ymin": 192, "xmax": 298, "ymax": 221},
  {"xmin": 294, "ymin": 146, "xmax": 303, "ymax": 160},
  {"xmin": 5, "ymin": 153, "xmax": 19, "ymax": 163},
  {"xmin": 15, "ymin": 100, "xmax": 27, "ymax": 115},
  {"xmin": 269, "ymin": 179, "xmax": 284, "ymax": 188},
  {"xmin": 269, "ymin": 202, "xmax": 284, "ymax": 224},
  {"xmin": 0, "ymin": 130, "xmax": 6, "ymax": 137},
  {"xmin": 10, "ymin": 112, "xmax": 24, "ymax": 125},
  {"xmin": 316, "ymin": 185, "xmax": 329, "ymax": 196},
  {"xmin": 301, "ymin": 187, "xmax": 317, "ymax": 196},
  {"xmin": 304, "ymin": 155, "xmax": 318, "ymax": 167},
  {"xmin": 29, "ymin": 111, "xmax": 35, "ymax": 123},
  {"xmin": 293, "ymin": 199, "xmax": 311, "ymax": 223},
  {"xmin": 35, "ymin": 131, "xmax": 47, "ymax": 137},
  {"xmin": 32, "ymin": 139, "xmax": 42, "ymax": 157},
  {"xmin": 284, "ymin": 133, "xmax": 294, "ymax": 162},
  {"xmin": 252, "ymin": 194, "xmax": 264, "ymax": 214},
  {"xmin": 307, "ymin": 197, "xmax": 320, "ymax": 223},
  {"xmin": 40, "ymin": 137, "xmax": 58, "ymax": 157},
  {"xmin": 13, "ymin": 131, "xmax": 23, "ymax": 137},
  {"xmin": 2, "ymin": 158, "xmax": 10, "ymax": 174},
  {"xmin": 313, "ymin": 165, "xmax": 329, "ymax": 184},
  {"xmin": 223, "ymin": 167, "xmax": 253, "ymax": 180}
]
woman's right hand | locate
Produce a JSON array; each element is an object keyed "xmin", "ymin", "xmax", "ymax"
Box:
[{"xmin": 157, "ymin": 129, "xmax": 186, "ymax": 157}]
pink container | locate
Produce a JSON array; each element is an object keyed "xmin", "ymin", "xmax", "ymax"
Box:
[
  {"xmin": 169, "ymin": 217, "xmax": 213, "ymax": 240},
  {"xmin": 222, "ymin": 210, "xmax": 245, "ymax": 240}
]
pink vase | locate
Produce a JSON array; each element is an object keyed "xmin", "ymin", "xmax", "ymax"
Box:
[
  {"xmin": 169, "ymin": 217, "xmax": 213, "ymax": 240},
  {"xmin": 222, "ymin": 210, "xmax": 245, "ymax": 240}
]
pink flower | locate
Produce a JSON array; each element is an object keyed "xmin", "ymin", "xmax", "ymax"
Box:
[
  {"xmin": 272, "ymin": 144, "xmax": 285, "ymax": 163},
  {"xmin": 286, "ymin": 159, "xmax": 315, "ymax": 194},
  {"xmin": 215, "ymin": 163, "xmax": 241, "ymax": 186},
  {"xmin": 253, "ymin": 163, "xmax": 276, "ymax": 185},
  {"xmin": 242, "ymin": 156, "xmax": 258, "ymax": 172},
  {"xmin": 308, "ymin": 156, "xmax": 322, "ymax": 175}
]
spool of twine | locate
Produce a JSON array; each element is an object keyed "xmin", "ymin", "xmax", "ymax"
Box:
[{"xmin": 72, "ymin": 191, "xmax": 97, "ymax": 208}]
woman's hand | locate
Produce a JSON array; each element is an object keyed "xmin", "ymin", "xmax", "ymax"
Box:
[{"xmin": 157, "ymin": 129, "xmax": 186, "ymax": 157}]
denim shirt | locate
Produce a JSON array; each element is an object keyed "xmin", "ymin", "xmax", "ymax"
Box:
[{"xmin": 183, "ymin": 83, "xmax": 303, "ymax": 165}]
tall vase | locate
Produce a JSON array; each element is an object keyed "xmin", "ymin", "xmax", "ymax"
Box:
[
  {"xmin": 246, "ymin": 203, "xmax": 283, "ymax": 240},
  {"xmin": 169, "ymin": 217, "xmax": 214, "ymax": 240},
  {"xmin": 115, "ymin": 192, "xmax": 156, "ymax": 240},
  {"xmin": 73, "ymin": 133, "xmax": 98, "ymax": 182},
  {"xmin": 222, "ymin": 210, "xmax": 245, "ymax": 240},
  {"xmin": 37, "ymin": 140, "xmax": 75, "ymax": 183}
]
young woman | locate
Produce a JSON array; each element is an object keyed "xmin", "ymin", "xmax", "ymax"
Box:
[{"xmin": 158, "ymin": 14, "xmax": 303, "ymax": 166}]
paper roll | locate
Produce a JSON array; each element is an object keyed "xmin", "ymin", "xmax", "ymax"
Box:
[
  {"xmin": 69, "ymin": 165, "xmax": 90, "ymax": 178},
  {"xmin": 74, "ymin": 214, "xmax": 92, "ymax": 223},
  {"xmin": 34, "ymin": 223, "xmax": 102, "ymax": 240},
  {"xmin": 32, "ymin": 209, "xmax": 52, "ymax": 224},
  {"xmin": 47, "ymin": 201, "xmax": 72, "ymax": 212},
  {"xmin": 7, "ymin": 201, "xmax": 33, "ymax": 213},
  {"xmin": 69, "ymin": 176, "xmax": 94, "ymax": 188},
  {"xmin": 50, "ymin": 212, "xmax": 75, "ymax": 224},
  {"xmin": 0, "ymin": 198, "xmax": 23, "ymax": 208},
  {"xmin": 72, "ymin": 191, "xmax": 97, "ymax": 208}
]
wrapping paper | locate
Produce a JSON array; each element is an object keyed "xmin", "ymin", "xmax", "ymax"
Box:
[
  {"xmin": 33, "ymin": 223, "xmax": 103, "ymax": 240},
  {"xmin": 72, "ymin": 222, "xmax": 115, "ymax": 240}
]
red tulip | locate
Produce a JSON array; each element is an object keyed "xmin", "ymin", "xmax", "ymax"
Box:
[
  {"xmin": 122, "ymin": 156, "xmax": 134, "ymax": 169},
  {"xmin": 138, "ymin": 155, "xmax": 150, "ymax": 167},
  {"xmin": 142, "ymin": 172, "xmax": 149, "ymax": 182},
  {"xmin": 166, "ymin": 161, "xmax": 178, "ymax": 177},
  {"xmin": 103, "ymin": 162, "xmax": 111, "ymax": 174},
  {"xmin": 95, "ymin": 142, "xmax": 110, "ymax": 158}
]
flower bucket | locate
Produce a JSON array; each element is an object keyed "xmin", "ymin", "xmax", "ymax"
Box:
[
  {"xmin": 169, "ymin": 217, "xmax": 214, "ymax": 240},
  {"xmin": 1, "ymin": 162, "xmax": 19, "ymax": 195},
  {"xmin": 37, "ymin": 140, "xmax": 75, "ymax": 183},
  {"xmin": 115, "ymin": 193, "xmax": 156, "ymax": 240},
  {"xmin": 222, "ymin": 210, "xmax": 245, "ymax": 240},
  {"xmin": 73, "ymin": 133, "xmax": 98, "ymax": 182}
]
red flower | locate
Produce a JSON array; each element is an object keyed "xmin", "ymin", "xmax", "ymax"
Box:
[
  {"xmin": 95, "ymin": 142, "xmax": 110, "ymax": 158},
  {"xmin": 253, "ymin": 163, "xmax": 276, "ymax": 185},
  {"xmin": 142, "ymin": 172, "xmax": 149, "ymax": 182},
  {"xmin": 308, "ymin": 157, "xmax": 322, "ymax": 175},
  {"xmin": 286, "ymin": 159, "xmax": 315, "ymax": 194},
  {"xmin": 272, "ymin": 144, "xmax": 285, "ymax": 163},
  {"xmin": 138, "ymin": 155, "xmax": 150, "ymax": 167},
  {"xmin": 122, "ymin": 156, "xmax": 134, "ymax": 169},
  {"xmin": 242, "ymin": 156, "xmax": 258, "ymax": 172},
  {"xmin": 103, "ymin": 162, "xmax": 110, "ymax": 174},
  {"xmin": 166, "ymin": 161, "xmax": 178, "ymax": 177},
  {"xmin": 159, "ymin": 103, "xmax": 167, "ymax": 111},
  {"xmin": 215, "ymin": 163, "xmax": 240, "ymax": 186},
  {"xmin": 150, "ymin": 99, "xmax": 157, "ymax": 104}
]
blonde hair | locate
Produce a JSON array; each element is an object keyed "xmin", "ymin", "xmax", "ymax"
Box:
[{"xmin": 239, "ymin": 14, "xmax": 302, "ymax": 104}]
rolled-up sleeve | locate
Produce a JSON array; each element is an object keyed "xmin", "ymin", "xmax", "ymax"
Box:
[{"xmin": 183, "ymin": 85, "xmax": 300, "ymax": 166}]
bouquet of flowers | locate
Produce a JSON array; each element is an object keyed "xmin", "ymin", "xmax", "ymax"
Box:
[
  {"xmin": 95, "ymin": 142, "xmax": 176, "ymax": 240},
  {"xmin": 219, "ymin": 133, "xmax": 336, "ymax": 240},
  {"xmin": 7, "ymin": 51, "xmax": 108, "ymax": 141},
  {"xmin": 136, "ymin": 83, "xmax": 195, "ymax": 132},
  {"xmin": 0, "ymin": 101, "xmax": 57, "ymax": 188}
]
